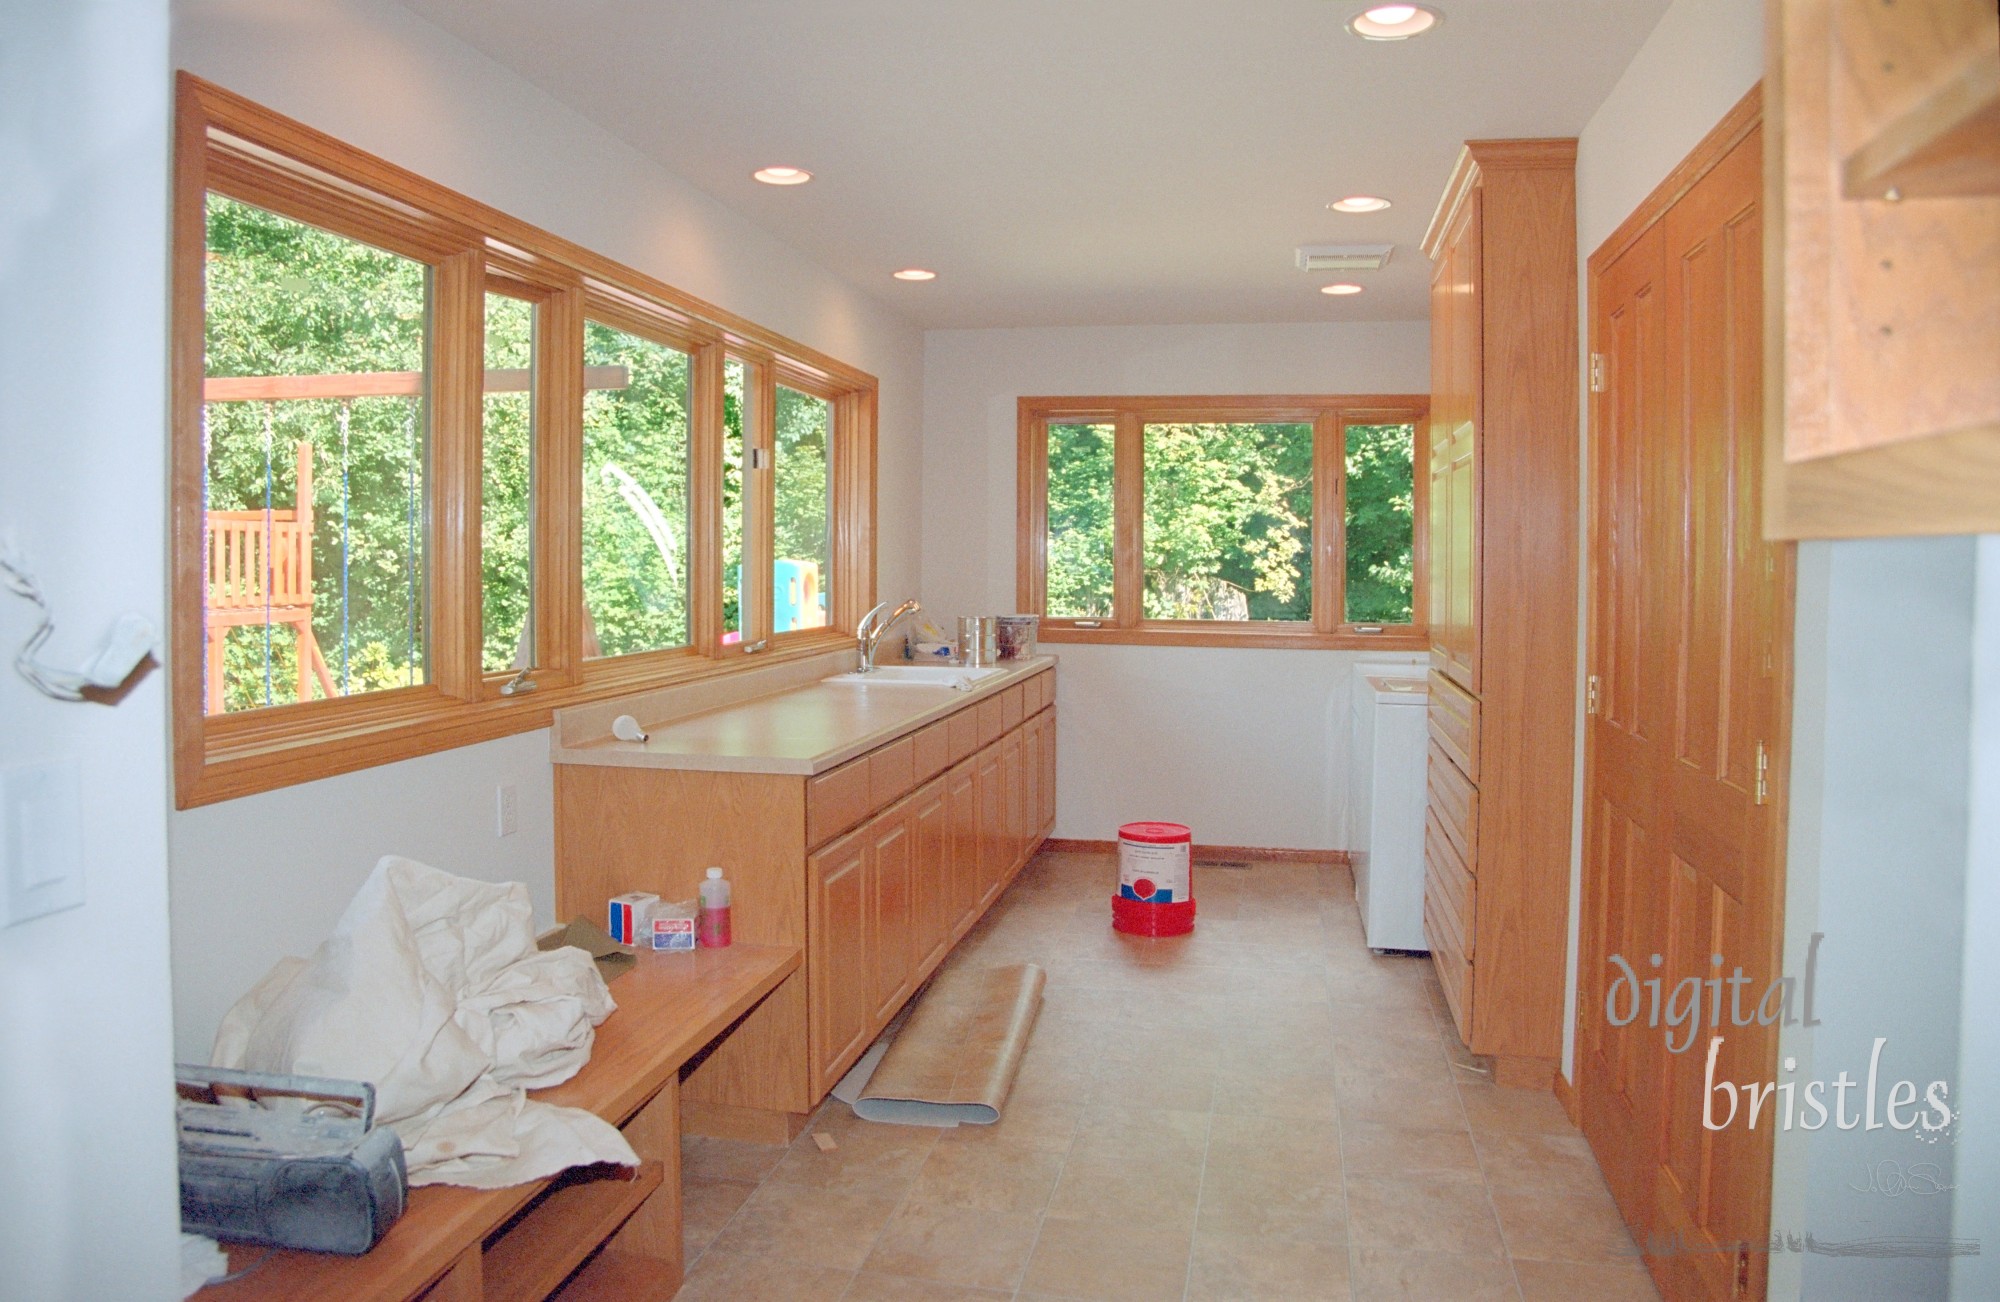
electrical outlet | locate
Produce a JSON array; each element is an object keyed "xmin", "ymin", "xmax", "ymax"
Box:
[{"xmin": 497, "ymin": 784, "xmax": 518, "ymax": 838}]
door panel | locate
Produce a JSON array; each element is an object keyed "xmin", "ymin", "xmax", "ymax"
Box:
[
  {"xmin": 1580, "ymin": 121, "xmax": 1787, "ymax": 1302},
  {"xmin": 946, "ymin": 759, "xmax": 979, "ymax": 939},
  {"xmin": 1580, "ymin": 218, "xmax": 1673, "ymax": 1240},
  {"xmin": 1649, "ymin": 125, "xmax": 1783, "ymax": 1302},
  {"xmin": 869, "ymin": 800, "xmax": 914, "ymax": 1024},
  {"xmin": 911, "ymin": 777, "xmax": 950, "ymax": 977},
  {"xmin": 808, "ymin": 828, "xmax": 870, "ymax": 1094}
]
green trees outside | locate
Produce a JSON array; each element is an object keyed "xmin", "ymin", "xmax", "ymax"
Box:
[
  {"xmin": 1043, "ymin": 418, "xmax": 1415, "ymax": 627},
  {"xmin": 1342, "ymin": 423, "xmax": 1417, "ymax": 624},
  {"xmin": 204, "ymin": 194, "xmax": 836, "ymax": 711},
  {"xmin": 204, "ymin": 196, "xmax": 429, "ymax": 711}
]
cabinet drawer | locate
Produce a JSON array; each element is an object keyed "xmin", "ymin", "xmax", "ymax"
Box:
[
  {"xmin": 807, "ymin": 757, "xmax": 872, "ymax": 848},
  {"xmin": 1426, "ymin": 669, "xmax": 1480, "ymax": 782},
  {"xmin": 1426, "ymin": 894, "xmax": 1474, "ymax": 1043},
  {"xmin": 1426, "ymin": 741, "xmax": 1479, "ymax": 869},
  {"xmin": 947, "ymin": 709, "xmax": 979, "ymax": 763},
  {"xmin": 1423, "ymin": 810, "xmax": 1476, "ymax": 960},
  {"xmin": 1001, "ymin": 683, "xmax": 1026, "ymax": 732},
  {"xmin": 976, "ymin": 696, "xmax": 1005, "ymax": 747},
  {"xmin": 912, "ymin": 719, "xmax": 951, "ymax": 783},
  {"xmin": 869, "ymin": 735, "xmax": 917, "ymax": 808},
  {"xmin": 1041, "ymin": 669, "xmax": 1057, "ymax": 713}
]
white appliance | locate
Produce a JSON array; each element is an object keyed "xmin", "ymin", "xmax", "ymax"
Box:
[{"xmin": 1347, "ymin": 665, "xmax": 1430, "ymax": 952}]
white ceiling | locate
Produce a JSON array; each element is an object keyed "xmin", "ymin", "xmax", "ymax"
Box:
[{"xmin": 400, "ymin": 0, "xmax": 1671, "ymax": 329}]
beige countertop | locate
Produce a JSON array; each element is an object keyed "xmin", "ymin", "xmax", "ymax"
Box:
[{"xmin": 550, "ymin": 654, "xmax": 1056, "ymax": 776}]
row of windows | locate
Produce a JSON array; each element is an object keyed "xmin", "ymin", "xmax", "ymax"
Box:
[
  {"xmin": 1016, "ymin": 397, "xmax": 1426, "ymax": 648},
  {"xmin": 174, "ymin": 75, "xmax": 876, "ymax": 806}
]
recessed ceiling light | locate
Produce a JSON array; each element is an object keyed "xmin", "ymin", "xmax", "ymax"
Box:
[
  {"xmin": 752, "ymin": 166, "xmax": 812, "ymax": 186},
  {"xmin": 893, "ymin": 268, "xmax": 937, "ymax": 281},
  {"xmin": 1329, "ymin": 195, "xmax": 1393, "ymax": 214},
  {"xmin": 1347, "ymin": 4, "xmax": 1440, "ymax": 40},
  {"xmin": 1321, "ymin": 283, "xmax": 1365, "ymax": 296}
]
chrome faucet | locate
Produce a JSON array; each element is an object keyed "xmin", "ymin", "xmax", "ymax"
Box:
[{"xmin": 856, "ymin": 598, "xmax": 921, "ymax": 672}]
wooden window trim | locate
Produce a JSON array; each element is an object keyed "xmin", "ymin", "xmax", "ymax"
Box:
[
  {"xmin": 1015, "ymin": 394, "xmax": 1429, "ymax": 651},
  {"xmin": 172, "ymin": 73, "xmax": 876, "ymax": 808}
]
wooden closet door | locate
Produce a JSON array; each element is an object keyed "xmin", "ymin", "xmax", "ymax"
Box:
[
  {"xmin": 1648, "ymin": 124, "xmax": 1785, "ymax": 1302},
  {"xmin": 1580, "ymin": 217, "xmax": 1674, "ymax": 1233},
  {"xmin": 1581, "ymin": 110, "xmax": 1788, "ymax": 1302}
]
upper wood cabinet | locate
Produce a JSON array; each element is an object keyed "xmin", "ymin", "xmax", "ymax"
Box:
[
  {"xmin": 1765, "ymin": 0, "xmax": 2000, "ymax": 538},
  {"xmin": 1418, "ymin": 140, "xmax": 1580, "ymax": 1086}
]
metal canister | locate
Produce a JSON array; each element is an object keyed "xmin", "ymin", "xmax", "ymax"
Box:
[{"xmin": 958, "ymin": 616, "xmax": 999, "ymax": 666}]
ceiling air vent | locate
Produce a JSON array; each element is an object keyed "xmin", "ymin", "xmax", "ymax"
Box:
[{"xmin": 1295, "ymin": 244, "xmax": 1394, "ymax": 272}]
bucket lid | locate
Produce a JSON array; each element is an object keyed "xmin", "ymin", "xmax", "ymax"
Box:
[{"xmin": 1118, "ymin": 821, "xmax": 1192, "ymax": 844}]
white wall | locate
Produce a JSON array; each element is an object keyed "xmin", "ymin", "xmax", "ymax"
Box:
[
  {"xmin": 1952, "ymin": 535, "xmax": 2000, "ymax": 1301},
  {"xmin": 921, "ymin": 322, "xmax": 1429, "ymax": 848},
  {"xmin": 1562, "ymin": 0, "xmax": 1764, "ymax": 1080},
  {"xmin": 170, "ymin": 730, "xmax": 556, "ymax": 1059},
  {"xmin": 0, "ymin": 4, "xmax": 181, "ymax": 1299},
  {"xmin": 167, "ymin": 0, "xmax": 926, "ymax": 1054},
  {"xmin": 1774, "ymin": 538, "xmax": 1977, "ymax": 1302}
]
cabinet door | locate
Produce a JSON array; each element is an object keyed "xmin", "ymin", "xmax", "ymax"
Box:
[
  {"xmin": 975, "ymin": 743, "xmax": 1006, "ymax": 910},
  {"xmin": 1021, "ymin": 714, "xmax": 1043, "ymax": 856},
  {"xmin": 868, "ymin": 799, "xmax": 916, "ymax": 1025},
  {"xmin": 808, "ymin": 827, "xmax": 871, "ymax": 1094},
  {"xmin": 910, "ymin": 776, "xmax": 951, "ymax": 979},
  {"xmin": 946, "ymin": 758, "xmax": 980, "ymax": 939},
  {"xmin": 1429, "ymin": 190, "xmax": 1482, "ymax": 692},
  {"xmin": 999, "ymin": 729, "xmax": 1026, "ymax": 881},
  {"xmin": 1038, "ymin": 707, "xmax": 1058, "ymax": 835}
]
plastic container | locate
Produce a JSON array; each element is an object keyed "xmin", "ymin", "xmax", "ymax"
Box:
[
  {"xmin": 995, "ymin": 614, "xmax": 1039, "ymax": 660},
  {"xmin": 697, "ymin": 867, "xmax": 733, "ymax": 947},
  {"xmin": 1112, "ymin": 822, "xmax": 1196, "ymax": 936}
]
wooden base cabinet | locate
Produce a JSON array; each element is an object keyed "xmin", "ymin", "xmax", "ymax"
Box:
[
  {"xmin": 1419, "ymin": 140, "xmax": 1580, "ymax": 1087},
  {"xmin": 557, "ymin": 666, "xmax": 1059, "ymax": 1127}
]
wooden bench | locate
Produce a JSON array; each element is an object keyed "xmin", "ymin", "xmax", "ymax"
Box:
[{"xmin": 202, "ymin": 943, "xmax": 800, "ymax": 1302}]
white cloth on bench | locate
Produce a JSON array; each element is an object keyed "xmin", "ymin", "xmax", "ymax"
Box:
[{"xmin": 210, "ymin": 855, "xmax": 637, "ymax": 1189}]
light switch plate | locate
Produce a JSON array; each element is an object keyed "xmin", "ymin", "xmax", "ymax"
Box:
[{"xmin": 2, "ymin": 759, "xmax": 84, "ymax": 926}]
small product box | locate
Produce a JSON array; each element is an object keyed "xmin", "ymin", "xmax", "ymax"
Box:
[
  {"xmin": 607, "ymin": 891, "xmax": 659, "ymax": 946},
  {"xmin": 650, "ymin": 914, "xmax": 696, "ymax": 951}
]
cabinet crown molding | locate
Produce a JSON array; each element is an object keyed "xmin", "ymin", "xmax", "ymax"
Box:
[{"xmin": 1422, "ymin": 138, "xmax": 1579, "ymax": 260}]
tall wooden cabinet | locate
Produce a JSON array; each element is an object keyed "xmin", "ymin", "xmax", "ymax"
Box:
[{"xmin": 1419, "ymin": 139, "xmax": 1580, "ymax": 1088}]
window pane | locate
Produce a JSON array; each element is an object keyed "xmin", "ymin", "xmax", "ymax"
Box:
[
  {"xmin": 773, "ymin": 385, "xmax": 831, "ymax": 634},
  {"xmin": 1141, "ymin": 422, "xmax": 1312, "ymax": 622},
  {"xmin": 201, "ymin": 194, "xmax": 429, "ymax": 714},
  {"xmin": 1343, "ymin": 422, "xmax": 1417, "ymax": 624},
  {"xmin": 1045, "ymin": 422, "xmax": 1115, "ymax": 619},
  {"xmin": 482, "ymin": 293, "xmax": 534, "ymax": 673},
  {"xmin": 722, "ymin": 359, "xmax": 748, "ymax": 642},
  {"xmin": 582, "ymin": 321, "xmax": 689, "ymax": 658}
]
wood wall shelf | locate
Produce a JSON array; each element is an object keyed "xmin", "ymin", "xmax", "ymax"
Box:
[
  {"xmin": 1765, "ymin": 0, "xmax": 2000, "ymax": 539},
  {"xmin": 1842, "ymin": 53, "xmax": 2000, "ymax": 199}
]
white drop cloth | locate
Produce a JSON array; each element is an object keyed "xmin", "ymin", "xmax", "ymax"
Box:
[{"xmin": 211, "ymin": 856, "xmax": 636, "ymax": 1189}]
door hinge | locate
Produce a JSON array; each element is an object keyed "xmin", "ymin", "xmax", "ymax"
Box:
[
  {"xmin": 1586, "ymin": 674, "xmax": 1601, "ymax": 715},
  {"xmin": 1589, "ymin": 352, "xmax": 1607, "ymax": 393},
  {"xmin": 1755, "ymin": 741, "xmax": 1770, "ymax": 805},
  {"xmin": 1736, "ymin": 1246, "xmax": 1752, "ymax": 1295}
]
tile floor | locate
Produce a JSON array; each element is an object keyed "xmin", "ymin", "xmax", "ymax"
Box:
[{"xmin": 672, "ymin": 849, "xmax": 1661, "ymax": 1301}]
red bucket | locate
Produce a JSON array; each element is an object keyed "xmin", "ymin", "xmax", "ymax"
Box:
[{"xmin": 1112, "ymin": 821, "xmax": 1196, "ymax": 937}]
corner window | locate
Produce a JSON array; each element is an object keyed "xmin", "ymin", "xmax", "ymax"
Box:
[
  {"xmin": 1017, "ymin": 396, "xmax": 1425, "ymax": 649},
  {"xmin": 173, "ymin": 75, "xmax": 878, "ymax": 806}
]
